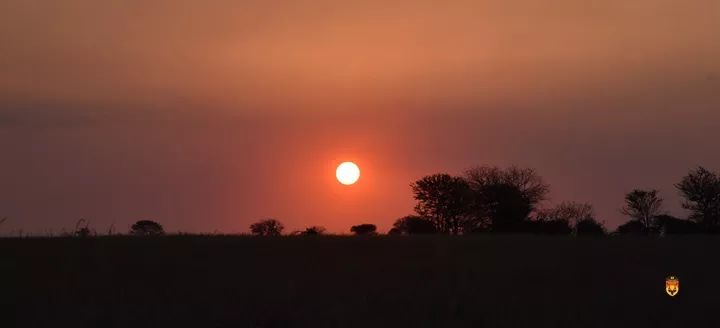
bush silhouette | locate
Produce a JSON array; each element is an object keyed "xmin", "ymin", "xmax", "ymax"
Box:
[
  {"xmin": 129, "ymin": 220, "xmax": 165, "ymax": 236},
  {"xmin": 615, "ymin": 220, "xmax": 645, "ymax": 235},
  {"xmin": 350, "ymin": 224, "xmax": 377, "ymax": 235},
  {"xmin": 250, "ymin": 219, "xmax": 284, "ymax": 236},
  {"xmin": 391, "ymin": 216, "xmax": 438, "ymax": 235},
  {"xmin": 301, "ymin": 226, "xmax": 326, "ymax": 235},
  {"xmin": 654, "ymin": 215, "xmax": 703, "ymax": 234},
  {"xmin": 534, "ymin": 202, "xmax": 596, "ymax": 235},
  {"xmin": 575, "ymin": 218, "xmax": 606, "ymax": 236}
]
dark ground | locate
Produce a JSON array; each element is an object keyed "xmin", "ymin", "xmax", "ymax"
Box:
[{"xmin": 3, "ymin": 235, "xmax": 718, "ymax": 327}]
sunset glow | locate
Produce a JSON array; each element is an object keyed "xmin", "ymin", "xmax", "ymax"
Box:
[{"xmin": 0, "ymin": 0, "xmax": 718, "ymax": 234}]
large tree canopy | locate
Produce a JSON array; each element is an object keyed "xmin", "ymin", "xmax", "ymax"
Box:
[
  {"xmin": 464, "ymin": 166, "xmax": 549, "ymax": 233},
  {"xmin": 411, "ymin": 174, "xmax": 472, "ymax": 235}
]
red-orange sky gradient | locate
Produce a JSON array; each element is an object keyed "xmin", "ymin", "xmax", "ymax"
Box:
[{"xmin": 1, "ymin": 0, "xmax": 719, "ymax": 234}]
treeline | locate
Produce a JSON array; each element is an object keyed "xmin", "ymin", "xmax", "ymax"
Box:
[
  {"xmin": 250, "ymin": 165, "xmax": 720, "ymax": 236},
  {"xmin": 11, "ymin": 165, "xmax": 718, "ymax": 238}
]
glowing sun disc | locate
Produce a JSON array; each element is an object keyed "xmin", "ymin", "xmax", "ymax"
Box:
[{"xmin": 336, "ymin": 162, "xmax": 360, "ymax": 185}]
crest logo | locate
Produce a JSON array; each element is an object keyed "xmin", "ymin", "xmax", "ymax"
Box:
[{"xmin": 665, "ymin": 276, "xmax": 679, "ymax": 297}]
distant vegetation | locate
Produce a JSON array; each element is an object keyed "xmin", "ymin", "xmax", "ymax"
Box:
[
  {"xmin": 5, "ymin": 166, "xmax": 720, "ymax": 238},
  {"xmin": 299, "ymin": 226, "xmax": 326, "ymax": 235},
  {"xmin": 384, "ymin": 165, "xmax": 719, "ymax": 236},
  {"xmin": 350, "ymin": 224, "xmax": 377, "ymax": 235},
  {"xmin": 249, "ymin": 218, "xmax": 284, "ymax": 236},
  {"xmin": 129, "ymin": 220, "xmax": 165, "ymax": 236},
  {"xmin": 388, "ymin": 215, "xmax": 438, "ymax": 235},
  {"xmin": 384, "ymin": 165, "xmax": 715, "ymax": 236}
]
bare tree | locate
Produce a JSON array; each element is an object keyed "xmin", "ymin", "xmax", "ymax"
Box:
[
  {"xmin": 675, "ymin": 166, "xmax": 720, "ymax": 230},
  {"xmin": 621, "ymin": 189, "xmax": 664, "ymax": 234},
  {"xmin": 465, "ymin": 166, "xmax": 549, "ymax": 205}
]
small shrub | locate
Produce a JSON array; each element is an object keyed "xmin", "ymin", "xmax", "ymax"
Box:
[{"xmin": 74, "ymin": 219, "xmax": 92, "ymax": 238}]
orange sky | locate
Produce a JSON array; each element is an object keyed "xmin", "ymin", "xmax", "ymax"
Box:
[{"xmin": 1, "ymin": 0, "xmax": 719, "ymax": 234}]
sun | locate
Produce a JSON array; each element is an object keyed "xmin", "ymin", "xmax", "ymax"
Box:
[{"xmin": 336, "ymin": 162, "xmax": 360, "ymax": 185}]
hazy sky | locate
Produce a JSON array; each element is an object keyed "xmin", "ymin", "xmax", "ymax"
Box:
[{"xmin": 1, "ymin": 0, "xmax": 719, "ymax": 234}]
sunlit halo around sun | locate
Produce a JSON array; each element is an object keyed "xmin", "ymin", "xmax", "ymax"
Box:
[{"xmin": 336, "ymin": 162, "xmax": 360, "ymax": 185}]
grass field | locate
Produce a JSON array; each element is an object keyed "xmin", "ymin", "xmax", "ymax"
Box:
[{"xmin": 4, "ymin": 235, "xmax": 719, "ymax": 327}]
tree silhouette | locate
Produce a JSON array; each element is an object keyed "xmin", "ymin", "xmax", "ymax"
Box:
[
  {"xmin": 411, "ymin": 174, "xmax": 472, "ymax": 234},
  {"xmin": 465, "ymin": 166, "xmax": 549, "ymax": 233},
  {"xmin": 485, "ymin": 184, "xmax": 534, "ymax": 232},
  {"xmin": 390, "ymin": 215, "xmax": 438, "ymax": 235},
  {"xmin": 129, "ymin": 220, "xmax": 165, "ymax": 236},
  {"xmin": 350, "ymin": 224, "xmax": 377, "ymax": 235},
  {"xmin": 675, "ymin": 166, "xmax": 720, "ymax": 231},
  {"xmin": 621, "ymin": 189, "xmax": 663, "ymax": 234},
  {"xmin": 466, "ymin": 166, "xmax": 549, "ymax": 204},
  {"xmin": 250, "ymin": 218, "xmax": 284, "ymax": 236}
]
